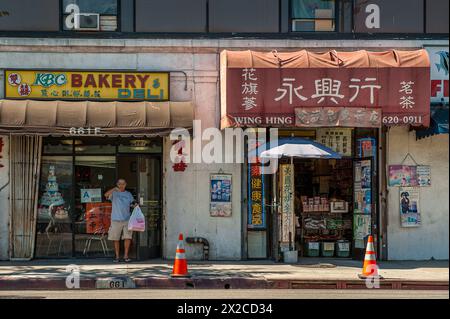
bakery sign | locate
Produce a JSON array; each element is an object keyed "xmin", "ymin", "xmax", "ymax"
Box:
[
  {"xmin": 220, "ymin": 50, "xmax": 431, "ymax": 128},
  {"xmin": 4, "ymin": 70, "xmax": 169, "ymax": 101}
]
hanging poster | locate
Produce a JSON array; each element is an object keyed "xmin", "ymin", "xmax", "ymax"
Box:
[
  {"xmin": 280, "ymin": 164, "xmax": 294, "ymax": 244},
  {"xmin": 354, "ymin": 160, "xmax": 372, "ymax": 215},
  {"xmin": 400, "ymin": 187, "xmax": 421, "ymax": 227},
  {"xmin": 388, "ymin": 165, "xmax": 418, "ymax": 187},
  {"xmin": 80, "ymin": 188, "xmax": 102, "ymax": 203},
  {"xmin": 316, "ymin": 128, "xmax": 353, "ymax": 157},
  {"xmin": 353, "ymin": 214, "xmax": 371, "ymax": 249},
  {"xmin": 357, "ymin": 137, "xmax": 377, "ymax": 174},
  {"xmin": 358, "ymin": 138, "xmax": 376, "ymax": 158},
  {"xmin": 210, "ymin": 174, "xmax": 232, "ymax": 217},
  {"xmin": 416, "ymin": 165, "xmax": 431, "ymax": 187}
]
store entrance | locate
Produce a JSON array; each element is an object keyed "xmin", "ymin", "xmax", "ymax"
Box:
[
  {"xmin": 35, "ymin": 137, "xmax": 163, "ymax": 260},
  {"xmin": 291, "ymin": 158, "xmax": 354, "ymax": 258},
  {"xmin": 279, "ymin": 156, "xmax": 375, "ymax": 260},
  {"xmin": 272, "ymin": 128, "xmax": 379, "ymax": 261},
  {"xmin": 117, "ymin": 155, "xmax": 162, "ymax": 260}
]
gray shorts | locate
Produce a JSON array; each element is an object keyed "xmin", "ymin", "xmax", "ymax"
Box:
[{"xmin": 108, "ymin": 220, "xmax": 133, "ymax": 241}]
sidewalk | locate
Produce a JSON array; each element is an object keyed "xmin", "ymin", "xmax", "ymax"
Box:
[{"xmin": 0, "ymin": 258, "xmax": 448, "ymax": 290}]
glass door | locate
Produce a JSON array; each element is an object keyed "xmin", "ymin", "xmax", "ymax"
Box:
[{"xmin": 137, "ymin": 155, "xmax": 162, "ymax": 259}]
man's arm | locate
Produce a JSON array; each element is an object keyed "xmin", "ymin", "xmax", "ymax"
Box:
[{"xmin": 105, "ymin": 187, "xmax": 119, "ymax": 200}]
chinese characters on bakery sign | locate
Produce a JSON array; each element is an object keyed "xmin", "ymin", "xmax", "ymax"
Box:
[
  {"xmin": 5, "ymin": 70, "xmax": 169, "ymax": 101},
  {"xmin": 221, "ymin": 50, "xmax": 431, "ymax": 128}
]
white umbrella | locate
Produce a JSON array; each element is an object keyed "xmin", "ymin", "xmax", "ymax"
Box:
[{"xmin": 260, "ymin": 144, "xmax": 334, "ymax": 159}]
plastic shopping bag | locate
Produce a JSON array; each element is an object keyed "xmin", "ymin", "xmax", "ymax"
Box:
[{"xmin": 128, "ymin": 206, "xmax": 146, "ymax": 232}]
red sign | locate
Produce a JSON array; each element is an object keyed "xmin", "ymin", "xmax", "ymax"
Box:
[
  {"xmin": 224, "ymin": 67, "xmax": 430, "ymax": 127},
  {"xmin": 0, "ymin": 137, "xmax": 4, "ymax": 168}
]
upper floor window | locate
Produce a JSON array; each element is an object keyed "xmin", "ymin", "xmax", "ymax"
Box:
[
  {"xmin": 62, "ymin": 0, "xmax": 118, "ymax": 32},
  {"xmin": 291, "ymin": 0, "xmax": 336, "ymax": 32}
]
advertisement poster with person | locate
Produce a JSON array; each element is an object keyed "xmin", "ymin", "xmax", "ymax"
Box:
[
  {"xmin": 210, "ymin": 174, "xmax": 232, "ymax": 217},
  {"xmin": 400, "ymin": 187, "xmax": 421, "ymax": 227}
]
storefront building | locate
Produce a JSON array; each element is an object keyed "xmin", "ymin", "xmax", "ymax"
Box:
[
  {"xmin": 0, "ymin": 0, "xmax": 448, "ymax": 262},
  {"xmin": 220, "ymin": 48, "xmax": 440, "ymax": 261},
  {"xmin": 0, "ymin": 69, "xmax": 194, "ymax": 260}
]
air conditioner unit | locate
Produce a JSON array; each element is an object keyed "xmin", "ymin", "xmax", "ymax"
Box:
[{"xmin": 74, "ymin": 13, "xmax": 100, "ymax": 31}]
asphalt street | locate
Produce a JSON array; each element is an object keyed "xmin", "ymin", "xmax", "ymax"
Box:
[{"xmin": 0, "ymin": 289, "xmax": 447, "ymax": 299}]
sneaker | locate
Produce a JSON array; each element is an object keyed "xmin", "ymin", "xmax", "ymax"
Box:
[{"xmin": 113, "ymin": 258, "xmax": 120, "ymax": 263}]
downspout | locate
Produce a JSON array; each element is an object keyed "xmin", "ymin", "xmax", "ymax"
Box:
[{"xmin": 381, "ymin": 126, "xmax": 389, "ymax": 261}]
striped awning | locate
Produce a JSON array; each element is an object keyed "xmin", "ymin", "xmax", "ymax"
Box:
[{"xmin": 0, "ymin": 99, "xmax": 193, "ymax": 135}]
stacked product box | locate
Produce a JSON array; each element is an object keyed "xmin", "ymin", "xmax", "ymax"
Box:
[{"xmin": 302, "ymin": 196, "xmax": 330, "ymax": 212}]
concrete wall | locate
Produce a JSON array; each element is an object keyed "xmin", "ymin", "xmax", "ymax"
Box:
[
  {"xmin": 0, "ymin": 135, "xmax": 9, "ymax": 260},
  {"xmin": 386, "ymin": 126, "xmax": 449, "ymax": 260},
  {"xmin": 163, "ymin": 137, "xmax": 243, "ymax": 260}
]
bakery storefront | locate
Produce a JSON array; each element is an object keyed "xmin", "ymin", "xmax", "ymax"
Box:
[
  {"xmin": 0, "ymin": 70, "xmax": 193, "ymax": 260},
  {"xmin": 220, "ymin": 49, "xmax": 430, "ymax": 261}
]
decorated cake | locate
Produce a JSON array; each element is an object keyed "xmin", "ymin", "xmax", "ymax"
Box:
[{"xmin": 39, "ymin": 165, "xmax": 65, "ymax": 207}]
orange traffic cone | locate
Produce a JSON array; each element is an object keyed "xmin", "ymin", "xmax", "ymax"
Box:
[
  {"xmin": 358, "ymin": 235, "xmax": 381, "ymax": 279},
  {"xmin": 171, "ymin": 233, "xmax": 190, "ymax": 277}
]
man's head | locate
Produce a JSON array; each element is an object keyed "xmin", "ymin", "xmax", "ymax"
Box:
[{"xmin": 116, "ymin": 179, "xmax": 127, "ymax": 191}]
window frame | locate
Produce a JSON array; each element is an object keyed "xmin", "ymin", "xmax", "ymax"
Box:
[
  {"xmin": 289, "ymin": 0, "xmax": 339, "ymax": 33},
  {"xmin": 59, "ymin": 0, "xmax": 121, "ymax": 33}
]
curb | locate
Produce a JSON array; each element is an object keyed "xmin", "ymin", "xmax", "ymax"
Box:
[{"xmin": 0, "ymin": 276, "xmax": 448, "ymax": 291}]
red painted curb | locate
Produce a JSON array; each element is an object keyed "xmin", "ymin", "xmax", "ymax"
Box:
[{"xmin": 0, "ymin": 277, "xmax": 96, "ymax": 290}]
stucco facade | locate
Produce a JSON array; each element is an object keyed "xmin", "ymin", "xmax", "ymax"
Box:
[{"xmin": 386, "ymin": 127, "xmax": 449, "ymax": 260}]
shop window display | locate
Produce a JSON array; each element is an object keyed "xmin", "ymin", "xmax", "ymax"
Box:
[
  {"xmin": 293, "ymin": 158, "xmax": 354, "ymax": 257},
  {"xmin": 36, "ymin": 157, "xmax": 73, "ymax": 258},
  {"xmin": 279, "ymin": 128, "xmax": 379, "ymax": 259},
  {"xmin": 73, "ymin": 156, "xmax": 116, "ymax": 257}
]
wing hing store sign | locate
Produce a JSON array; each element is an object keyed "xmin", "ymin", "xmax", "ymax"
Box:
[
  {"xmin": 220, "ymin": 50, "xmax": 431, "ymax": 128},
  {"xmin": 5, "ymin": 70, "xmax": 169, "ymax": 101}
]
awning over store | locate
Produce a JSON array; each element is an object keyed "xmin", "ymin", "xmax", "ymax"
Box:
[
  {"xmin": 220, "ymin": 49, "xmax": 431, "ymax": 129},
  {"xmin": 415, "ymin": 103, "xmax": 449, "ymax": 140},
  {"xmin": 0, "ymin": 100, "xmax": 193, "ymax": 135}
]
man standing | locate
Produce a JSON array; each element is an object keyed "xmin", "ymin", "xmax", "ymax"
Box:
[{"xmin": 105, "ymin": 179, "xmax": 135, "ymax": 262}]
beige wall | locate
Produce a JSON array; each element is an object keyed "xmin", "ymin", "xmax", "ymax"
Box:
[{"xmin": 386, "ymin": 126, "xmax": 449, "ymax": 260}]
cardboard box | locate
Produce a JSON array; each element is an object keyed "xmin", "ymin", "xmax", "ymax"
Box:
[{"xmin": 314, "ymin": 196, "xmax": 321, "ymax": 205}]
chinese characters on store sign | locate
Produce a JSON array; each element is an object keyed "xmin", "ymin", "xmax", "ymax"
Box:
[
  {"xmin": 295, "ymin": 107, "xmax": 381, "ymax": 128},
  {"xmin": 248, "ymin": 157, "xmax": 265, "ymax": 229},
  {"xmin": 316, "ymin": 128, "xmax": 353, "ymax": 157},
  {"xmin": 228, "ymin": 67, "xmax": 430, "ymax": 127},
  {"xmin": 241, "ymin": 68, "xmax": 259, "ymax": 111},
  {"xmin": 242, "ymin": 68, "xmax": 386, "ymax": 107},
  {"xmin": 279, "ymin": 164, "xmax": 294, "ymax": 244}
]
